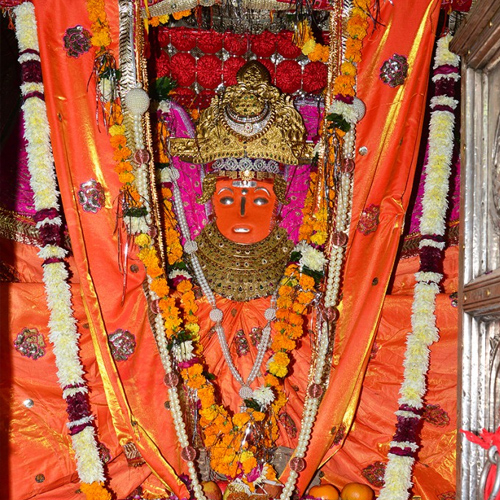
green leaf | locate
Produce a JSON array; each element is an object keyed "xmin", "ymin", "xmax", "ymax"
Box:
[
  {"xmin": 326, "ymin": 113, "xmax": 351, "ymax": 133},
  {"xmin": 153, "ymin": 76, "xmax": 177, "ymax": 101}
]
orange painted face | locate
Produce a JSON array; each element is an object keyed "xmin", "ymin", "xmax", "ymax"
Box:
[{"xmin": 213, "ymin": 178, "xmax": 277, "ymax": 244}]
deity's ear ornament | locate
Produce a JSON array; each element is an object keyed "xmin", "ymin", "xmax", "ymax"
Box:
[{"xmin": 169, "ymin": 61, "xmax": 314, "ymax": 165}]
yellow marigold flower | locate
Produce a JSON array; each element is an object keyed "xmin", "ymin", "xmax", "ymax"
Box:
[
  {"xmin": 268, "ymin": 361, "xmax": 288, "ymax": 378},
  {"xmin": 185, "ymin": 324, "xmax": 200, "ymax": 337},
  {"xmin": 135, "ymin": 234, "xmax": 151, "ymax": 247},
  {"xmin": 302, "ymin": 39, "xmax": 316, "ymax": 56},
  {"xmin": 200, "ymin": 405, "xmax": 219, "ymax": 421},
  {"xmin": 91, "ymin": 30, "xmax": 111, "ymax": 48},
  {"xmin": 273, "ymin": 352, "xmax": 290, "ymax": 366},
  {"xmin": 341, "ymin": 61, "xmax": 357, "ymax": 77},
  {"xmin": 159, "ymin": 14, "xmax": 170, "ymax": 24},
  {"xmin": 310, "ymin": 231, "xmax": 327, "ymax": 245},
  {"xmin": 109, "ymin": 124, "xmax": 125, "ymax": 136}
]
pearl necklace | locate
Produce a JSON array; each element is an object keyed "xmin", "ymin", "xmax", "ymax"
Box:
[{"xmin": 169, "ymin": 173, "xmax": 277, "ymax": 400}]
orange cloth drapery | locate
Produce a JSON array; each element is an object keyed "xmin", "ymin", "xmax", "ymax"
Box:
[{"xmin": 4, "ymin": 0, "xmax": 450, "ymax": 498}]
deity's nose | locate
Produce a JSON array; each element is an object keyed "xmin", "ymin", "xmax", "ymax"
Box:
[{"xmin": 240, "ymin": 196, "xmax": 246, "ymax": 216}]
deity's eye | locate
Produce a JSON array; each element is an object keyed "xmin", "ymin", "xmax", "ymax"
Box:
[
  {"xmin": 254, "ymin": 197, "xmax": 269, "ymax": 206},
  {"xmin": 220, "ymin": 196, "xmax": 234, "ymax": 205}
]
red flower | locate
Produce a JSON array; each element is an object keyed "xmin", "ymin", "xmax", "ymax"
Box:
[
  {"xmin": 276, "ymin": 60, "xmax": 301, "ymax": 94},
  {"xmin": 197, "ymin": 55, "xmax": 222, "ymax": 89},
  {"xmin": 170, "ymin": 27, "xmax": 196, "ymax": 51},
  {"xmin": 155, "ymin": 51, "xmax": 171, "ymax": 78},
  {"xmin": 197, "ymin": 31, "xmax": 223, "ymax": 54},
  {"xmin": 170, "ymin": 53, "xmax": 196, "ymax": 87},
  {"xmin": 251, "ymin": 32, "xmax": 277, "ymax": 57},
  {"xmin": 223, "ymin": 57, "xmax": 245, "ymax": 86},
  {"xmin": 157, "ymin": 27, "xmax": 170, "ymax": 48},
  {"xmin": 224, "ymin": 32, "xmax": 248, "ymax": 56},
  {"xmin": 257, "ymin": 58, "xmax": 276, "ymax": 83},
  {"xmin": 277, "ymin": 31, "xmax": 301, "ymax": 59},
  {"xmin": 302, "ymin": 61, "xmax": 328, "ymax": 93}
]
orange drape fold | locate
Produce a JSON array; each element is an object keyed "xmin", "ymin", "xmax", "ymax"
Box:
[{"xmin": 33, "ymin": 0, "xmax": 441, "ymax": 495}]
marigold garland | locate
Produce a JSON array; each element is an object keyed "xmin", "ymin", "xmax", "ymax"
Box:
[{"xmin": 294, "ymin": 20, "xmax": 329, "ymax": 63}]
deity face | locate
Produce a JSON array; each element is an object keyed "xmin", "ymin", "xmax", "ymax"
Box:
[{"xmin": 212, "ymin": 178, "xmax": 277, "ymax": 244}]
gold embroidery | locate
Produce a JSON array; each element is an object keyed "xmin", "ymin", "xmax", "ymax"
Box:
[
  {"xmin": 0, "ymin": 206, "xmax": 40, "ymax": 246},
  {"xmin": 193, "ymin": 222, "xmax": 294, "ymax": 302}
]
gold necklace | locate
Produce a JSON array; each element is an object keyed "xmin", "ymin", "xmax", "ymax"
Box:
[{"xmin": 194, "ymin": 222, "xmax": 294, "ymax": 302}]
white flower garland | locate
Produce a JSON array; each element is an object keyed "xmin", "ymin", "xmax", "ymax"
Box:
[
  {"xmin": 378, "ymin": 33, "xmax": 459, "ymax": 500},
  {"xmin": 13, "ymin": 1, "xmax": 107, "ymax": 492}
]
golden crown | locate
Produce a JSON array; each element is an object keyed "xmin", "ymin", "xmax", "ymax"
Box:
[{"xmin": 169, "ymin": 61, "xmax": 313, "ymax": 165}]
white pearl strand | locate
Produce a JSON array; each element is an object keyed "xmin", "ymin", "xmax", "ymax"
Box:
[
  {"xmin": 170, "ymin": 177, "xmax": 275, "ymax": 399},
  {"xmin": 131, "ymin": 114, "xmax": 152, "ymax": 231},
  {"xmin": 324, "ymin": 128, "xmax": 355, "ymax": 308}
]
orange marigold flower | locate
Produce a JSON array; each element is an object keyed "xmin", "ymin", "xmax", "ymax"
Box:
[
  {"xmin": 297, "ymin": 291, "xmax": 315, "ymax": 305},
  {"xmin": 265, "ymin": 373, "xmax": 279, "ymax": 387},
  {"xmin": 299, "ymin": 274, "xmax": 315, "ymax": 290},
  {"xmin": 242, "ymin": 455, "xmax": 257, "ymax": 474},
  {"xmin": 271, "ymin": 334, "xmax": 296, "ymax": 352},
  {"xmin": 188, "ymin": 374, "xmax": 205, "ymax": 389},
  {"xmin": 278, "ymin": 285, "xmax": 294, "ymax": 297},
  {"xmin": 177, "ymin": 279, "xmax": 193, "ymax": 294},
  {"xmin": 113, "ymin": 146, "xmax": 132, "ymax": 162},
  {"xmin": 233, "ymin": 412, "xmax": 251, "ymax": 428},
  {"xmin": 149, "ymin": 16, "xmax": 160, "ymax": 27},
  {"xmin": 114, "ymin": 161, "xmax": 132, "ymax": 174},
  {"xmin": 284, "ymin": 264, "xmax": 298, "ymax": 277},
  {"xmin": 346, "ymin": 23, "xmax": 368, "ymax": 39},
  {"xmin": 151, "ymin": 277, "xmax": 169, "ymax": 297},
  {"xmin": 345, "ymin": 38, "xmax": 363, "ymax": 63},
  {"xmin": 308, "ymin": 43, "xmax": 326, "ymax": 63},
  {"xmin": 172, "ymin": 9, "xmax": 191, "ymax": 20},
  {"xmin": 277, "ymin": 295, "xmax": 293, "ymax": 309},
  {"xmin": 110, "ymin": 135, "xmax": 127, "ymax": 148}
]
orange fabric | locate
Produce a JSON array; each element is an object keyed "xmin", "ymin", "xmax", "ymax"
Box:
[
  {"xmin": 289, "ymin": 0, "xmax": 442, "ymax": 491},
  {"xmin": 8, "ymin": 0, "xmax": 445, "ymax": 497},
  {"xmin": 33, "ymin": 0, "xmax": 188, "ymax": 496},
  {"xmin": 322, "ymin": 249, "xmax": 458, "ymax": 499}
]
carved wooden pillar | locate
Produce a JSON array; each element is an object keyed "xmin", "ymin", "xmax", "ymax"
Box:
[{"xmin": 451, "ymin": 3, "xmax": 500, "ymax": 498}]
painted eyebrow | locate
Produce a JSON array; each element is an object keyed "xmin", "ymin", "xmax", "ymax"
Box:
[
  {"xmin": 254, "ymin": 187, "xmax": 270, "ymax": 195},
  {"xmin": 217, "ymin": 187, "xmax": 234, "ymax": 195}
]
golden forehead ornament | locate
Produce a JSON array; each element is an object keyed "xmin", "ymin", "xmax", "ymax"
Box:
[{"xmin": 169, "ymin": 61, "xmax": 313, "ymax": 165}]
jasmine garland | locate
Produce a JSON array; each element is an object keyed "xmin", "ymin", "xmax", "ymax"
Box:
[{"xmin": 378, "ymin": 33, "xmax": 459, "ymax": 500}]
